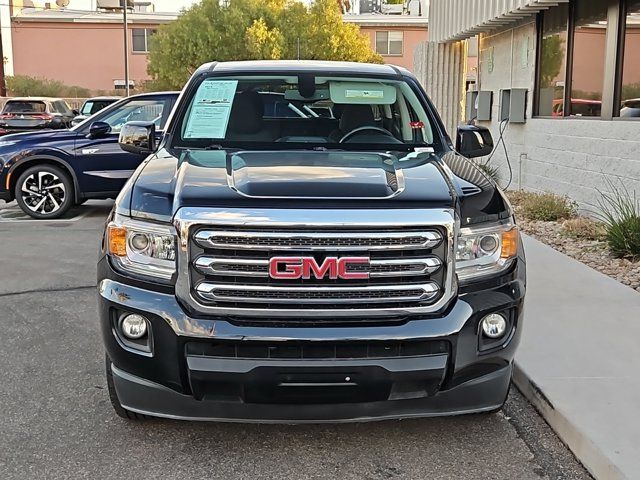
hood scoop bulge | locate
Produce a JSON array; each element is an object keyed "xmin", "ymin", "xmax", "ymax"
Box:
[{"xmin": 227, "ymin": 151, "xmax": 405, "ymax": 199}]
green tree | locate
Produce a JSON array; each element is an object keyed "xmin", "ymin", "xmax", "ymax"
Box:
[
  {"xmin": 539, "ymin": 35, "xmax": 564, "ymax": 89},
  {"xmin": 147, "ymin": 0, "xmax": 383, "ymax": 89}
]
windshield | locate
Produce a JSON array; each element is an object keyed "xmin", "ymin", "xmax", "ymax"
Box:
[
  {"xmin": 173, "ymin": 75, "xmax": 435, "ymax": 150},
  {"xmin": 3, "ymin": 101, "xmax": 47, "ymax": 114}
]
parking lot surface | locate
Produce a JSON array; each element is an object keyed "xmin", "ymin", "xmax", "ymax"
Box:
[{"xmin": 0, "ymin": 201, "xmax": 592, "ymax": 480}]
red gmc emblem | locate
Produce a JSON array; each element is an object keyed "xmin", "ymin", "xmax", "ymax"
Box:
[{"xmin": 269, "ymin": 257, "xmax": 370, "ymax": 280}]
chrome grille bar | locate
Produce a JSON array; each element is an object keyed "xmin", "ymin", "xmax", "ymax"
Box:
[
  {"xmin": 195, "ymin": 282, "xmax": 440, "ymax": 305},
  {"xmin": 194, "ymin": 256, "xmax": 442, "ymax": 278},
  {"xmin": 194, "ymin": 257, "xmax": 268, "ymax": 277},
  {"xmin": 194, "ymin": 230, "xmax": 442, "ymax": 251}
]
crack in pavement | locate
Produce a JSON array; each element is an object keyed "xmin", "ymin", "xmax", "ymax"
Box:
[{"xmin": 0, "ymin": 284, "xmax": 97, "ymax": 298}]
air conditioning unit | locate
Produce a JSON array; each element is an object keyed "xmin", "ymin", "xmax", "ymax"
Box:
[{"xmin": 97, "ymin": 0, "xmax": 134, "ymax": 11}]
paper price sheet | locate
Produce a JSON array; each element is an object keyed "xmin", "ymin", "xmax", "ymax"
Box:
[{"xmin": 184, "ymin": 80, "xmax": 239, "ymax": 139}]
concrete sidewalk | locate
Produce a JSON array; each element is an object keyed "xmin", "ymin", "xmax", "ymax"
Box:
[{"xmin": 514, "ymin": 235, "xmax": 640, "ymax": 480}]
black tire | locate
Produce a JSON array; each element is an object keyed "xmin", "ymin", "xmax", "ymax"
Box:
[
  {"xmin": 14, "ymin": 164, "xmax": 74, "ymax": 219},
  {"xmin": 105, "ymin": 356, "xmax": 148, "ymax": 421}
]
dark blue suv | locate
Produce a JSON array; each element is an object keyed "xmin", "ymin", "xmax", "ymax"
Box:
[{"xmin": 0, "ymin": 91, "xmax": 178, "ymax": 219}]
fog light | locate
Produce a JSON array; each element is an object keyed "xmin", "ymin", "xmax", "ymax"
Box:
[
  {"xmin": 120, "ymin": 314, "xmax": 147, "ymax": 339},
  {"xmin": 481, "ymin": 313, "xmax": 507, "ymax": 339}
]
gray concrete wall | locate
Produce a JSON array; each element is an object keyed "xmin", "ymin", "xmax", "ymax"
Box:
[
  {"xmin": 414, "ymin": 41, "xmax": 466, "ymax": 138},
  {"xmin": 475, "ymin": 21, "xmax": 640, "ymax": 210}
]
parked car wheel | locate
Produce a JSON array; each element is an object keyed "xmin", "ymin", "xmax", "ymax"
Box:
[
  {"xmin": 14, "ymin": 165, "xmax": 74, "ymax": 219},
  {"xmin": 105, "ymin": 356, "xmax": 148, "ymax": 421}
]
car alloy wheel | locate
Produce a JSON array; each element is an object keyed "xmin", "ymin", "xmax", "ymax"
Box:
[{"xmin": 20, "ymin": 171, "xmax": 67, "ymax": 215}]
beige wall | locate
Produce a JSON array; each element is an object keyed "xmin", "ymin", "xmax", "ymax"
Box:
[
  {"xmin": 11, "ymin": 21, "xmax": 156, "ymax": 91},
  {"xmin": 359, "ymin": 26, "xmax": 428, "ymax": 71}
]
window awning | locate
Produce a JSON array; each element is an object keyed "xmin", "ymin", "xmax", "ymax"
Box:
[{"xmin": 429, "ymin": 0, "xmax": 570, "ymax": 42}]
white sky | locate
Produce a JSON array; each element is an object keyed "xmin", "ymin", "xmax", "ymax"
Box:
[{"xmin": 67, "ymin": 0, "xmax": 201, "ymax": 13}]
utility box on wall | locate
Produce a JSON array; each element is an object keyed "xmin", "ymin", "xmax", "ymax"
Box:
[
  {"xmin": 499, "ymin": 88, "xmax": 528, "ymax": 123},
  {"xmin": 476, "ymin": 91, "xmax": 493, "ymax": 121},
  {"xmin": 465, "ymin": 91, "xmax": 478, "ymax": 122}
]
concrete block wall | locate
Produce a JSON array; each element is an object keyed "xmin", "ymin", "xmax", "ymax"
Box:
[
  {"xmin": 414, "ymin": 41, "xmax": 466, "ymax": 138},
  {"xmin": 474, "ymin": 21, "xmax": 640, "ymax": 210}
]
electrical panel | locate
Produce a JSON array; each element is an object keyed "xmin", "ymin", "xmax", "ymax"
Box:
[
  {"xmin": 476, "ymin": 91, "xmax": 493, "ymax": 121},
  {"xmin": 499, "ymin": 90, "xmax": 511, "ymax": 122},
  {"xmin": 499, "ymin": 88, "xmax": 528, "ymax": 123},
  {"xmin": 465, "ymin": 91, "xmax": 478, "ymax": 122},
  {"xmin": 509, "ymin": 89, "xmax": 528, "ymax": 123}
]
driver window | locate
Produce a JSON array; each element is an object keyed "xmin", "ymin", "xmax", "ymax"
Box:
[{"xmin": 98, "ymin": 100, "xmax": 167, "ymax": 133}]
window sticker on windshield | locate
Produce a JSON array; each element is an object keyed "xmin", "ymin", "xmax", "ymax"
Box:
[
  {"xmin": 345, "ymin": 89, "xmax": 384, "ymax": 99},
  {"xmin": 184, "ymin": 79, "xmax": 238, "ymax": 138}
]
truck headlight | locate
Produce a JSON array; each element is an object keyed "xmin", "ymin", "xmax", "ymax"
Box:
[
  {"xmin": 455, "ymin": 222, "xmax": 518, "ymax": 282},
  {"xmin": 107, "ymin": 215, "xmax": 176, "ymax": 282}
]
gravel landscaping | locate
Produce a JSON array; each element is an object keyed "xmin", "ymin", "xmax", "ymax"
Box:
[{"xmin": 508, "ymin": 193, "xmax": 640, "ymax": 293}]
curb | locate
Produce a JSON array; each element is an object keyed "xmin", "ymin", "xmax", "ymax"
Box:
[{"xmin": 512, "ymin": 362, "xmax": 625, "ymax": 480}]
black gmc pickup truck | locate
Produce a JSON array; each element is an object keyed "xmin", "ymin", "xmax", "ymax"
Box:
[{"xmin": 98, "ymin": 60, "xmax": 526, "ymax": 422}]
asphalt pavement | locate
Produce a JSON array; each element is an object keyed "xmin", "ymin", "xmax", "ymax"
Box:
[{"xmin": 0, "ymin": 201, "xmax": 592, "ymax": 480}]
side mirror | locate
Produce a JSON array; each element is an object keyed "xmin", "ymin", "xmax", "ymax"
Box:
[
  {"xmin": 119, "ymin": 121, "xmax": 156, "ymax": 155},
  {"xmin": 456, "ymin": 124, "xmax": 494, "ymax": 159},
  {"xmin": 88, "ymin": 121, "xmax": 111, "ymax": 138},
  {"xmin": 72, "ymin": 109, "xmax": 80, "ymax": 116}
]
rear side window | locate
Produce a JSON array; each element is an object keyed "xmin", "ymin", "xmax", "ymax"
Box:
[
  {"xmin": 3, "ymin": 101, "xmax": 46, "ymax": 113},
  {"xmin": 96, "ymin": 98, "xmax": 172, "ymax": 133},
  {"xmin": 54, "ymin": 101, "xmax": 72, "ymax": 115},
  {"xmin": 81, "ymin": 100, "xmax": 116, "ymax": 116}
]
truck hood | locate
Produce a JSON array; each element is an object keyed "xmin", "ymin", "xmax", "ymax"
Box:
[{"xmin": 124, "ymin": 148, "xmax": 510, "ymax": 226}]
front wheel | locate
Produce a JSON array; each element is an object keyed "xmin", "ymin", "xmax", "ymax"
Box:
[{"xmin": 14, "ymin": 165, "xmax": 74, "ymax": 219}]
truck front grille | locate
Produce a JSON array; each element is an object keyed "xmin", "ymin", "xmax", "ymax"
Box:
[{"xmin": 188, "ymin": 226, "xmax": 449, "ymax": 314}]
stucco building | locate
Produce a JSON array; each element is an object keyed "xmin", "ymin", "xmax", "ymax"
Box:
[
  {"xmin": 7, "ymin": 7, "xmax": 176, "ymax": 91},
  {"xmin": 346, "ymin": 14, "xmax": 428, "ymax": 71}
]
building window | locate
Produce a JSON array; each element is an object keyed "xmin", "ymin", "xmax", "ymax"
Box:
[
  {"xmin": 536, "ymin": 0, "xmax": 640, "ymax": 118},
  {"xmin": 537, "ymin": 4, "xmax": 569, "ymax": 116},
  {"xmin": 621, "ymin": 0, "xmax": 640, "ymax": 117},
  {"xmin": 132, "ymin": 28, "xmax": 156, "ymax": 53},
  {"xmin": 375, "ymin": 31, "xmax": 403, "ymax": 56},
  {"xmin": 569, "ymin": 0, "xmax": 608, "ymax": 117}
]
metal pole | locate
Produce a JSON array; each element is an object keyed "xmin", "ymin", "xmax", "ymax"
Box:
[{"xmin": 123, "ymin": 1, "xmax": 130, "ymax": 96}]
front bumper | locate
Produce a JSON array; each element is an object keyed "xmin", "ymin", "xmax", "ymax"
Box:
[
  {"xmin": 98, "ymin": 257, "xmax": 525, "ymax": 422},
  {"xmin": 111, "ymin": 362, "xmax": 512, "ymax": 422}
]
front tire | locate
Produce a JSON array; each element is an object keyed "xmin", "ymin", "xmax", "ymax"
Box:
[
  {"xmin": 14, "ymin": 165, "xmax": 73, "ymax": 219},
  {"xmin": 105, "ymin": 356, "xmax": 148, "ymax": 421}
]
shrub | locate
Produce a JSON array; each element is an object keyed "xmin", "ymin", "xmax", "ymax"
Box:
[
  {"xmin": 562, "ymin": 217, "xmax": 606, "ymax": 241},
  {"xmin": 6, "ymin": 75, "xmax": 91, "ymax": 98},
  {"xmin": 505, "ymin": 190, "xmax": 529, "ymax": 207},
  {"xmin": 520, "ymin": 192, "xmax": 577, "ymax": 221},
  {"xmin": 476, "ymin": 162, "xmax": 501, "ymax": 184},
  {"xmin": 596, "ymin": 183, "xmax": 640, "ymax": 258}
]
